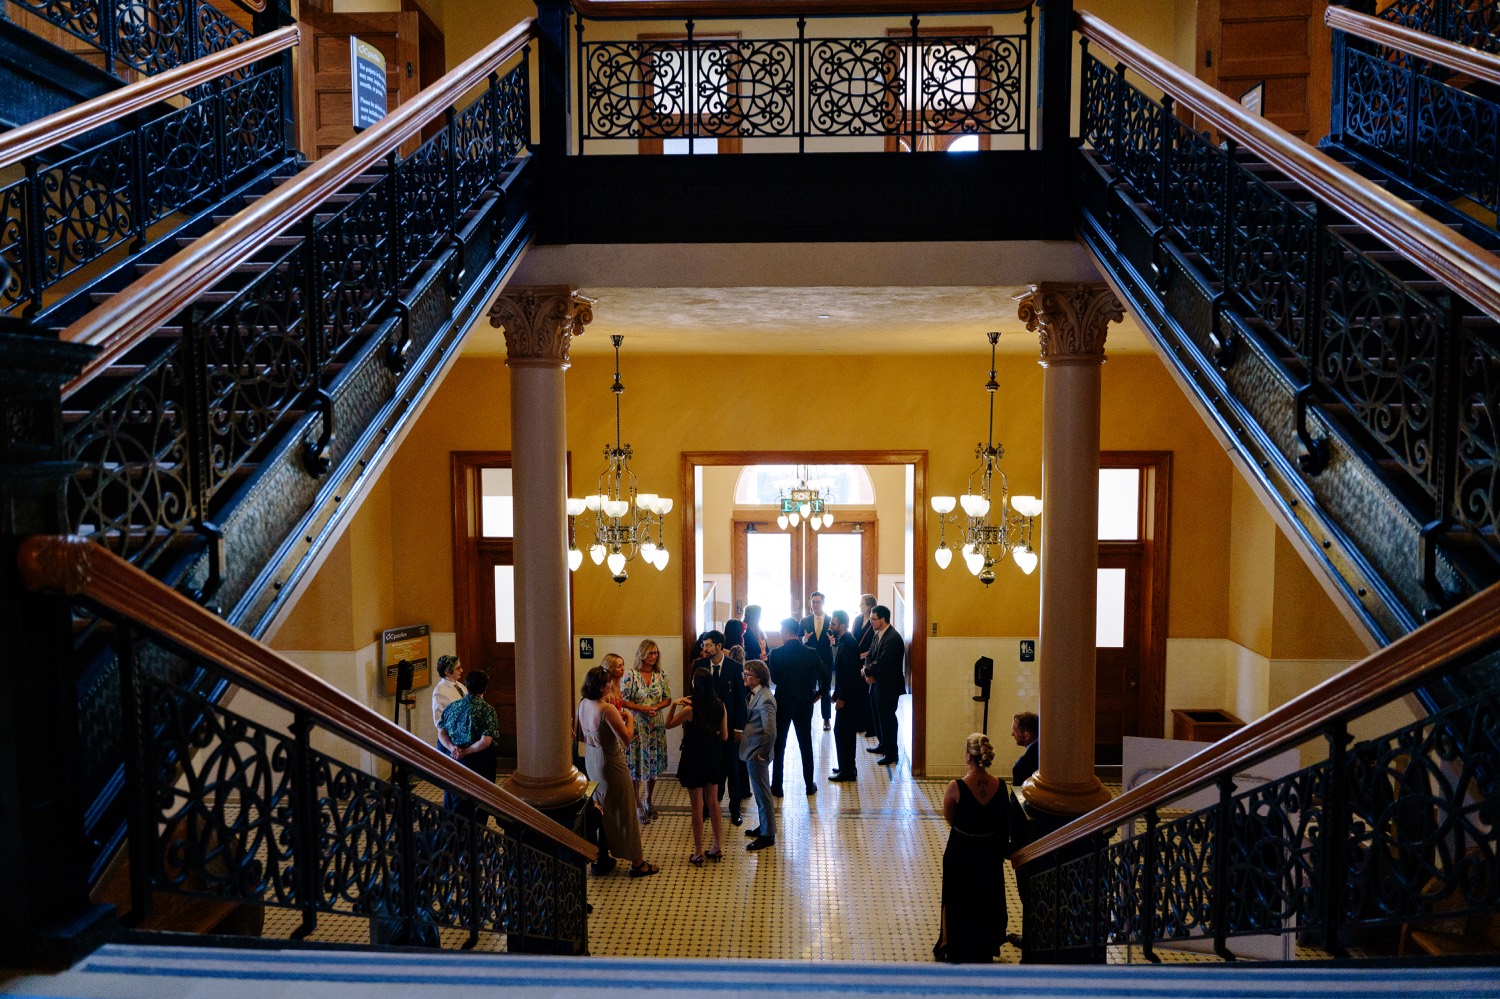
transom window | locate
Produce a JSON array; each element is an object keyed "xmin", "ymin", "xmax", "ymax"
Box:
[{"xmin": 733, "ymin": 465, "xmax": 876, "ymax": 506}]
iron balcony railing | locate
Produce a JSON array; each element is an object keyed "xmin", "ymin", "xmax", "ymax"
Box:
[{"xmin": 1378, "ymin": 0, "xmax": 1500, "ymax": 54}]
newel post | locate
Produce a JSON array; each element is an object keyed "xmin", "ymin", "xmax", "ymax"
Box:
[{"xmin": 0, "ymin": 314, "xmax": 114, "ymax": 967}]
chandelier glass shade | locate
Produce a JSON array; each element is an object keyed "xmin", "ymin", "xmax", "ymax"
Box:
[
  {"xmin": 565, "ymin": 335, "xmax": 671, "ymax": 584},
  {"xmin": 775, "ymin": 465, "xmax": 836, "ymax": 531},
  {"xmin": 931, "ymin": 331, "xmax": 1041, "ymax": 586}
]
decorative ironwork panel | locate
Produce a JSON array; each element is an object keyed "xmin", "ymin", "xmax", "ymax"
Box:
[
  {"xmin": 1381, "ymin": 0, "xmax": 1500, "ymax": 52},
  {"xmin": 555, "ymin": 856, "xmax": 587, "ymax": 947},
  {"xmin": 494, "ymin": 63, "xmax": 529, "ymax": 165},
  {"xmin": 1058, "ymin": 852, "xmax": 1098, "ymax": 951},
  {"xmin": 1228, "ymin": 166, "xmax": 1317, "ymax": 366},
  {"xmin": 1454, "ymin": 328, "xmax": 1500, "ymax": 544},
  {"xmin": 582, "ymin": 39, "xmax": 689, "ymax": 138},
  {"xmin": 411, "ymin": 797, "xmax": 474, "ymax": 928},
  {"xmin": 807, "ymin": 37, "xmax": 904, "ymax": 137},
  {"xmin": 1224, "ymin": 762, "xmax": 1328, "ymax": 937},
  {"xmin": 316, "ymin": 184, "xmax": 393, "ymax": 360},
  {"xmin": 1318, "ymin": 235, "xmax": 1442, "ymax": 501},
  {"xmin": 695, "ymin": 40, "xmax": 795, "ymax": 138},
  {"xmin": 221, "ymin": 70, "xmax": 288, "ymax": 175},
  {"xmin": 1113, "ymin": 81, "xmax": 1162, "ymax": 207},
  {"xmin": 1342, "ymin": 48, "xmax": 1409, "ymax": 163},
  {"xmin": 478, "ymin": 825, "xmax": 519, "ymax": 933},
  {"xmin": 397, "ymin": 132, "xmax": 449, "ymax": 273},
  {"xmin": 145, "ymin": 677, "xmax": 299, "ymax": 906},
  {"xmin": 1080, "ymin": 53, "xmax": 1114, "ymax": 155},
  {"xmin": 1152, "ymin": 807, "xmax": 1217, "ymax": 943},
  {"xmin": 0, "ymin": 181, "xmax": 28, "ymax": 313},
  {"xmin": 197, "ymin": 0, "xmax": 251, "ymax": 59},
  {"xmin": 9, "ymin": 0, "xmax": 105, "ymax": 54},
  {"xmin": 1413, "ymin": 75, "xmax": 1500, "ymax": 220},
  {"xmin": 912, "ymin": 34, "xmax": 1026, "ymax": 136},
  {"xmin": 140, "ymin": 99, "xmax": 218, "ymax": 222},
  {"xmin": 66, "ymin": 351, "xmax": 196, "ymax": 569},
  {"xmin": 1028, "ymin": 865, "xmax": 1059, "ymax": 953},
  {"xmin": 521, "ymin": 843, "xmax": 557, "ymax": 941},
  {"xmin": 38, "ymin": 135, "xmax": 137, "ymax": 291},
  {"xmin": 1342, "ymin": 684, "xmax": 1500, "ymax": 931},
  {"xmin": 197, "ymin": 258, "xmax": 313, "ymax": 502},
  {"xmin": 114, "ymin": 0, "xmax": 193, "ymax": 76},
  {"xmin": 1164, "ymin": 119, "xmax": 1227, "ymax": 266},
  {"xmin": 312, "ymin": 749, "xmax": 401, "ymax": 918},
  {"xmin": 1101, "ymin": 834, "xmax": 1145, "ymax": 946},
  {"xmin": 454, "ymin": 92, "xmax": 497, "ymax": 210}
]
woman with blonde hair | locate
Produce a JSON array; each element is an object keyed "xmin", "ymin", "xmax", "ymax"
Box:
[
  {"xmin": 622, "ymin": 639, "xmax": 672, "ymax": 823},
  {"xmin": 576, "ymin": 657, "xmax": 658, "ymax": 878},
  {"xmin": 933, "ymin": 732, "xmax": 1011, "ymax": 962}
]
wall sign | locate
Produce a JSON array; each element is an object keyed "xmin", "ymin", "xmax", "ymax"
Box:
[
  {"xmin": 1019, "ymin": 639, "xmax": 1035, "ymax": 663},
  {"xmin": 381, "ymin": 623, "xmax": 431, "ymax": 695},
  {"xmin": 579, "ymin": 637, "xmax": 595, "ymax": 660},
  {"xmin": 1239, "ymin": 81, "xmax": 1265, "ymax": 118},
  {"xmin": 351, "ymin": 36, "xmax": 388, "ymax": 131}
]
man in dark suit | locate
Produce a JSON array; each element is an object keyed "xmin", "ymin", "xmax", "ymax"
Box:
[
  {"xmin": 828, "ymin": 610, "xmax": 864, "ymax": 782},
  {"xmin": 694, "ymin": 629, "xmax": 747, "ymax": 825},
  {"xmin": 800, "ymin": 591, "xmax": 836, "ymax": 731},
  {"xmin": 768, "ymin": 617, "xmax": 823, "ymax": 796},
  {"xmin": 853, "ymin": 593, "xmax": 879, "ymax": 741},
  {"xmin": 862, "ymin": 604, "xmax": 905, "ymax": 766},
  {"xmin": 1011, "ymin": 710, "xmax": 1039, "ymax": 788}
]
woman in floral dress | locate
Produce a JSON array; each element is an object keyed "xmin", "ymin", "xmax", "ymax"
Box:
[{"xmin": 622, "ymin": 639, "xmax": 672, "ymax": 823}]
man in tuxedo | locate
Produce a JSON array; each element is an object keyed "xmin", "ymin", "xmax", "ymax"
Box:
[
  {"xmin": 768, "ymin": 617, "xmax": 823, "ymax": 796},
  {"xmin": 800, "ymin": 591, "xmax": 836, "ymax": 731},
  {"xmin": 853, "ymin": 593, "xmax": 879, "ymax": 742},
  {"xmin": 862, "ymin": 604, "xmax": 905, "ymax": 766},
  {"xmin": 694, "ymin": 630, "xmax": 747, "ymax": 825},
  {"xmin": 828, "ymin": 610, "xmax": 864, "ymax": 782},
  {"xmin": 1012, "ymin": 710, "xmax": 1039, "ymax": 788}
]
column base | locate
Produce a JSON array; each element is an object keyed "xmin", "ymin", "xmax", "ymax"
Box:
[
  {"xmin": 503, "ymin": 766, "xmax": 590, "ymax": 813},
  {"xmin": 1020, "ymin": 771, "xmax": 1113, "ymax": 823}
]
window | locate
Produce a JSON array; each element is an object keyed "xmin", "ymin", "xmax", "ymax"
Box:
[
  {"xmin": 1098, "ymin": 467, "xmax": 1140, "ymax": 540},
  {"xmin": 638, "ymin": 32, "xmax": 744, "ymax": 154}
]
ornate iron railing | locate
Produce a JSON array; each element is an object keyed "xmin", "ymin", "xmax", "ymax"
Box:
[
  {"xmin": 1080, "ymin": 50, "xmax": 1500, "ymax": 567},
  {"xmin": 5, "ymin": 0, "xmax": 264, "ymax": 78},
  {"xmin": 20, "ymin": 535, "xmax": 590, "ymax": 953},
  {"xmin": 1335, "ymin": 37, "xmax": 1500, "ymax": 236},
  {"xmin": 62, "ymin": 57, "xmax": 530, "ymax": 575},
  {"xmin": 575, "ymin": 8, "xmax": 1032, "ymax": 152},
  {"xmin": 1014, "ymin": 583, "xmax": 1500, "ymax": 962},
  {"xmin": 0, "ymin": 63, "xmax": 290, "ymax": 319},
  {"xmin": 1379, "ymin": 0, "xmax": 1500, "ymax": 54}
]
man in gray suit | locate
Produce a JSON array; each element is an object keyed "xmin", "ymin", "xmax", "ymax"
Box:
[{"xmin": 739, "ymin": 659, "xmax": 778, "ymax": 851}]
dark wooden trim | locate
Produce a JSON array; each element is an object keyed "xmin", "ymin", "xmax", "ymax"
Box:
[
  {"xmin": 451, "ymin": 451, "xmax": 513, "ymax": 722},
  {"xmin": 18, "ymin": 535, "xmax": 597, "ymax": 859},
  {"xmin": 680, "ymin": 450, "xmax": 928, "ymax": 774},
  {"xmin": 1326, "ymin": 6, "xmax": 1500, "ymax": 87},
  {"xmin": 0, "ymin": 25, "xmax": 300, "ymax": 172},
  {"xmin": 60, "ymin": 17, "xmax": 537, "ymax": 388},
  {"xmin": 1009, "ymin": 579, "xmax": 1500, "ymax": 867},
  {"xmin": 574, "ymin": 0, "xmax": 1033, "ymax": 18},
  {"xmin": 1101, "ymin": 450, "xmax": 1172, "ymax": 740},
  {"xmin": 1078, "ymin": 8, "xmax": 1500, "ymax": 322}
]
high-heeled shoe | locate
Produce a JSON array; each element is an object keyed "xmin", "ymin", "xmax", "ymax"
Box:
[
  {"xmin": 689, "ymin": 853, "xmax": 704, "ymax": 866},
  {"xmin": 704, "ymin": 848, "xmax": 722, "ymax": 862}
]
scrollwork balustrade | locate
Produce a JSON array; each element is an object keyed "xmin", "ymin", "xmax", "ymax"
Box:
[
  {"xmin": 1379, "ymin": 0, "xmax": 1500, "ymax": 54},
  {"xmin": 6, "ymin": 0, "xmax": 255, "ymax": 79}
]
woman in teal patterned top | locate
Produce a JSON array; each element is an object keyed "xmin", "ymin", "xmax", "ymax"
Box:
[
  {"xmin": 622, "ymin": 639, "xmax": 672, "ymax": 823},
  {"xmin": 438, "ymin": 670, "xmax": 499, "ymax": 820}
]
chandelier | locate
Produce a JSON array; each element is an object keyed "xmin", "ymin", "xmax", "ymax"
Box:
[
  {"xmin": 565, "ymin": 335, "xmax": 671, "ymax": 584},
  {"xmin": 931, "ymin": 331, "xmax": 1041, "ymax": 585},
  {"xmin": 776, "ymin": 465, "xmax": 835, "ymax": 531}
]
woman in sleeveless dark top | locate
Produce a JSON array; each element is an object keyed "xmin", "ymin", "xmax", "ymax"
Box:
[
  {"xmin": 934, "ymin": 732, "xmax": 1011, "ymax": 962},
  {"xmin": 666, "ymin": 667, "xmax": 728, "ymax": 865}
]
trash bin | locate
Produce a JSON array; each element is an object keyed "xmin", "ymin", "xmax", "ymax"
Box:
[{"xmin": 1171, "ymin": 708, "xmax": 1244, "ymax": 743}]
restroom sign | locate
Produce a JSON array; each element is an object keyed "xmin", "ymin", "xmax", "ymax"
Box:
[{"xmin": 351, "ymin": 37, "xmax": 387, "ymax": 131}]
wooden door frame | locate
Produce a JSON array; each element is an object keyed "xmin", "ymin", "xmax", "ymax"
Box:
[
  {"xmin": 1100, "ymin": 451, "xmax": 1172, "ymax": 739},
  {"xmin": 682, "ymin": 450, "xmax": 928, "ymax": 774},
  {"xmin": 728, "ymin": 509, "xmax": 879, "ymax": 622}
]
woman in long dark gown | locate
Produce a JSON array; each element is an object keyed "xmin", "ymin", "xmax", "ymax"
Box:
[{"xmin": 934, "ymin": 732, "xmax": 1010, "ymax": 962}]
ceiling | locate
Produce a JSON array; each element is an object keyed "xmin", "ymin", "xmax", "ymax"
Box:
[{"xmin": 463, "ymin": 242, "xmax": 1155, "ymax": 357}]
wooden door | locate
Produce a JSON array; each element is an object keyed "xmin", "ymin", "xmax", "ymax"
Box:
[
  {"xmin": 476, "ymin": 544, "xmax": 518, "ymax": 759},
  {"xmin": 804, "ymin": 513, "xmax": 878, "ymax": 619},
  {"xmin": 296, "ymin": 10, "xmax": 419, "ymax": 160},
  {"xmin": 1095, "ymin": 544, "xmax": 1145, "ymax": 765},
  {"xmin": 731, "ymin": 519, "xmax": 803, "ymax": 628},
  {"xmin": 1197, "ymin": 0, "xmax": 1332, "ymax": 142}
]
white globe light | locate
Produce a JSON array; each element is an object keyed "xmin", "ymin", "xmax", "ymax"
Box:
[
  {"xmin": 605, "ymin": 499, "xmax": 630, "ymax": 519},
  {"xmin": 589, "ymin": 544, "xmax": 606, "ymax": 565},
  {"xmin": 810, "ymin": 518, "xmax": 821, "ymax": 532},
  {"xmin": 971, "ymin": 497, "xmax": 991, "ymax": 517},
  {"xmin": 1014, "ymin": 548, "xmax": 1039, "ymax": 575},
  {"xmin": 641, "ymin": 541, "xmax": 658, "ymax": 559},
  {"xmin": 607, "ymin": 551, "xmax": 626, "ymax": 575},
  {"xmin": 822, "ymin": 512, "xmax": 833, "ymax": 527},
  {"xmin": 935, "ymin": 546, "xmax": 953, "ymax": 569},
  {"xmin": 799, "ymin": 502, "xmax": 811, "ymax": 517},
  {"xmin": 565, "ymin": 498, "xmax": 587, "ymax": 517},
  {"xmin": 931, "ymin": 495, "xmax": 956, "ymax": 515},
  {"xmin": 959, "ymin": 494, "xmax": 978, "ymax": 516},
  {"xmin": 964, "ymin": 550, "xmax": 983, "ymax": 576},
  {"xmin": 657, "ymin": 497, "xmax": 674, "ymax": 515},
  {"xmin": 1011, "ymin": 495, "xmax": 1043, "ymax": 518},
  {"xmin": 585, "ymin": 494, "xmax": 604, "ymax": 512},
  {"xmin": 567, "ymin": 547, "xmax": 583, "ymax": 571},
  {"xmin": 777, "ymin": 514, "xmax": 789, "ymax": 530},
  {"xmin": 789, "ymin": 511, "xmax": 801, "ymax": 527},
  {"xmin": 635, "ymin": 493, "xmax": 658, "ymax": 511},
  {"xmin": 654, "ymin": 548, "xmax": 670, "ymax": 570}
]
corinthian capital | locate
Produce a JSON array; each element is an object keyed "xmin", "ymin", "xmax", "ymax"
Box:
[
  {"xmin": 1015, "ymin": 282, "xmax": 1124, "ymax": 366},
  {"xmin": 488, "ymin": 286, "xmax": 595, "ymax": 367}
]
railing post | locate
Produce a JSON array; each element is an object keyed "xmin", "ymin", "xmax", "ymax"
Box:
[
  {"xmin": 1211, "ymin": 774, "xmax": 1236, "ymax": 960},
  {"xmin": 101, "ymin": 0, "xmax": 117, "ymax": 77},
  {"xmin": 908, "ymin": 14, "xmax": 920, "ymax": 154},
  {"xmin": 1037, "ymin": 0, "xmax": 1076, "ymax": 238},
  {"xmin": 796, "ymin": 17, "xmax": 806, "ymax": 154},
  {"xmin": 533, "ymin": 0, "xmax": 572, "ymax": 242},
  {"xmin": 0, "ymin": 321, "xmax": 111, "ymax": 968},
  {"xmin": 186, "ymin": 0, "xmax": 202, "ymax": 63},
  {"xmin": 1420, "ymin": 293, "xmax": 1461, "ymax": 606},
  {"xmin": 1320, "ymin": 720, "xmax": 1352, "ymax": 958},
  {"xmin": 1140, "ymin": 807, "xmax": 1159, "ymax": 963},
  {"xmin": 465, "ymin": 815, "xmax": 482, "ymax": 949},
  {"xmin": 1158, "ymin": 95, "xmax": 1175, "ymax": 217},
  {"xmin": 130, "ymin": 131, "xmax": 150, "ymax": 250},
  {"xmin": 287, "ymin": 710, "xmax": 321, "ymax": 940},
  {"xmin": 1218, "ymin": 138, "xmax": 1237, "ymax": 282},
  {"xmin": 1329, "ymin": 26, "xmax": 1347, "ymax": 142},
  {"xmin": 686, "ymin": 18, "xmax": 697, "ymax": 154},
  {"xmin": 114, "ymin": 631, "xmax": 154, "ymax": 928},
  {"xmin": 22, "ymin": 160, "xmax": 44, "ymax": 317},
  {"xmin": 385, "ymin": 150, "xmax": 402, "ymax": 296},
  {"xmin": 445, "ymin": 106, "xmax": 460, "ymax": 241},
  {"xmin": 181, "ymin": 308, "xmax": 212, "ymax": 537},
  {"xmin": 394, "ymin": 761, "xmax": 420, "ymax": 943}
]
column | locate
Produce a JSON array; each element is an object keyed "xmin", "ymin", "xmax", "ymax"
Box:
[
  {"xmin": 1014, "ymin": 282, "xmax": 1124, "ymax": 823},
  {"xmin": 488, "ymin": 286, "xmax": 593, "ymax": 811}
]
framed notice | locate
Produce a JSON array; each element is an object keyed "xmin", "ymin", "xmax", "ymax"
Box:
[
  {"xmin": 351, "ymin": 36, "xmax": 388, "ymax": 131},
  {"xmin": 381, "ymin": 623, "xmax": 431, "ymax": 695},
  {"xmin": 1239, "ymin": 81, "xmax": 1265, "ymax": 117}
]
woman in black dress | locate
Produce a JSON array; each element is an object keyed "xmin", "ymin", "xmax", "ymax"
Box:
[
  {"xmin": 934, "ymin": 732, "xmax": 1011, "ymax": 962},
  {"xmin": 665, "ymin": 666, "xmax": 728, "ymax": 865}
]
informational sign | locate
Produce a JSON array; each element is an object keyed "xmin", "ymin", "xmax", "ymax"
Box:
[
  {"xmin": 1018, "ymin": 639, "xmax": 1035, "ymax": 663},
  {"xmin": 381, "ymin": 623, "xmax": 431, "ymax": 695},
  {"xmin": 1239, "ymin": 81, "xmax": 1265, "ymax": 117},
  {"xmin": 351, "ymin": 36, "xmax": 388, "ymax": 131},
  {"xmin": 579, "ymin": 637, "xmax": 595, "ymax": 660}
]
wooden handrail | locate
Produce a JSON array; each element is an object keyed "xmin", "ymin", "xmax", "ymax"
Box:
[
  {"xmin": 17, "ymin": 535, "xmax": 596, "ymax": 860},
  {"xmin": 1010, "ymin": 581, "xmax": 1500, "ymax": 868},
  {"xmin": 59, "ymin": 16, "xmax": 536, "ymax": 397},
  {"xmin": 0, "ymin": 24, "xmax": 299, "ymax": 173},
  {"xmin": 1326, "ymin": 6, "xmax": 1500, "ymax": 88},
  {"xmin": 571, "ymin": 0, "xmax": 1032, "ymax": 18},
  {"xmin": 1077, "ymin": 9, "xmax": 1500, "ymax": 324}
]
